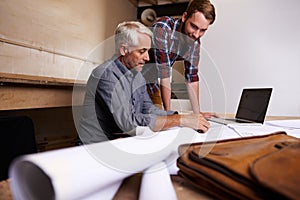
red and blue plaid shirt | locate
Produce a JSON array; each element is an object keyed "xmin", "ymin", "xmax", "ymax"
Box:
[{"xmin": 142, "ymin": 16, "xmax": 201, "ymax": 94}]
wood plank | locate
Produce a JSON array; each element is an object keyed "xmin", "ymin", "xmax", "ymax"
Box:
[
  {"xmin": 0, "ymin": 72, "xmax": 86, "ymax": 87},
  {"xmin": 0, "ymin": 73, "xmax": 86, "ymax": 110},
  {"xmin": 128, "ymin": 0, "xmax": 138, "ymax": 7},
  {"xmin": 128, "ymin": 0, "xmax": 159, "ymax": 7},
  {"xmin": 0, "ymin": 84, "xmax": 85, "ymax": 110},
  {"xmin": 142, "ymin": 0, "xmax": 158, "ymax": 5}
]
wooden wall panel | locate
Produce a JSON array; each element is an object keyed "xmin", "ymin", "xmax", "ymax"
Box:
[
  {"xmin": 0, "ymin": 0, "xmax": 136, "ymax": 80},
  {"xmin": 0, "ymin": 73, "xmax": 86, "ymax": 110}
]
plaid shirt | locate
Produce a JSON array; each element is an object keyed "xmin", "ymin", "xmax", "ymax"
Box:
[{"xmin": 142, "ymin": 16, "xmax": 201, "ymax": 94}]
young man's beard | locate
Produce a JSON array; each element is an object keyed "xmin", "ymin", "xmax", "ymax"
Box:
[
  {"xmin": 180, "ymin": 21, "xmax": 187, "ymax": 35},
  {"xmin": 179, "ymin": 21, "xmax": 195, "ymax": 53}
]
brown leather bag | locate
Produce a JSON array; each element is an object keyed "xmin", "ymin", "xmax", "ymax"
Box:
[{"xmin": 177, "ymin": 132, "xmax": 300, "ymax": 200}]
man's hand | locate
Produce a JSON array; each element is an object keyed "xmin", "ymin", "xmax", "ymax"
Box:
[
  {"xmin": 153, "ymin": 113, "xmax": 211, "ymax": 133},
  {"xmin": 180, "ymin": 114, "xmax": 210, "ymax": 133},
  {"xmin": 200, "ymin": 112, "xmax": 220, "ymax": 119}
]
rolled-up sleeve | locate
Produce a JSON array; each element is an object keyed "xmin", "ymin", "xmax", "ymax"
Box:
[
  {"xmin": 144, "ymin": 98, "xmax": 177, "ymax": 130},
  {"xmin": 152, "ymin": 23, "xmax": 173, "ymax": 79},
  {"xmin": 184, "ymin": 41, "xmax": 200, "ymax": 83}
]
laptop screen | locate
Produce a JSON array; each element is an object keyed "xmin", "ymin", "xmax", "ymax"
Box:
[{"xmin": 235, "ymin": 88, "xmax": 273, "ymax": 123}]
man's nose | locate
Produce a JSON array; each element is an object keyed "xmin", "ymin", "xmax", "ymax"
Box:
[
  {"xmin": 193, "ymin": 30, "xmax": 201, "ymax": 39},
  {"xmin": 144, "ymin": 52, "xmax": 150, "ymax": 61}
]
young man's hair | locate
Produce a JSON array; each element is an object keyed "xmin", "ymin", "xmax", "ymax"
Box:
[
  {"xmin": 186, "ymin": 0, "xmax": 216, "ymax": 24},
  {"xmin": 115, "ymin": 21, "xmax": 153, "ymax": 52}
]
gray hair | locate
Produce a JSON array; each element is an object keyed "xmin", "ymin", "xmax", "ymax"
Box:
[{"xmin": 115, "ymin": 21, "xmax": 153, "ymax": 52}]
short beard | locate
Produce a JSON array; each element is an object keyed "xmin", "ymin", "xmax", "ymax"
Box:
[{"xmin": 181, "ymin": 21, "xmax": 186, "ymax": 35}]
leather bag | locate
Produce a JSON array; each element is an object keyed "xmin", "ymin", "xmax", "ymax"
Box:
[{"xmin": 177, "ymin": 132, "xmax": 300, "ymax": 200}]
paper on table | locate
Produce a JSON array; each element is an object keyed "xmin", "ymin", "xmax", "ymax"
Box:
[
  {"xmin": 227, "ymin": 123, "xmax": 286, "ymax": 137},
  {"xmin": 9, "ymin": 127, "xmax": 198, "ymax": 200},
  {"xmin": 191, "ymin": 122, "xmax": 240, "ymax": 142},
  {"xmin": 265, "ymin": 119, "xmax": 300, "ymax": 130},
  {"xmin": 264, "ymin": 120, "xmax": 300, "ymax": 138},
  {"xmin": 139, "ymin": 162, "xmax": 177, "ymax": 200}
]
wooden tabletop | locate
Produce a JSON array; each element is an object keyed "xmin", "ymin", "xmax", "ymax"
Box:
[
  {"xmin": 0, "ymin": 175, "xmax": 212, "ymax": 200},
  {"xmin": 1, "ymin": 116, "xmax": 299, "ymax": 200}
]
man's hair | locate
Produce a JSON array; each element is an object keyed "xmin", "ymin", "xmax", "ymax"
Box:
[
  {"xmin": 186, "ymin": 0, "xmax": 216, "ymax": 24},
  {"xmin": 115, "ymin": 21, "xmax": 153, "ymax": 52}
]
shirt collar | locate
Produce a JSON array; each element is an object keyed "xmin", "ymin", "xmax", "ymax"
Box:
[
  {"xmin": 114, "ymin": 56, "xmax": 135, "ymax": 78},
  {"xmin": 171, "ymin": 18, "xmax": 182, "ymax": 40}
]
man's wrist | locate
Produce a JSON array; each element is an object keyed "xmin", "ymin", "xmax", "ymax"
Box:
[{"xmin": 178, "ymin": 114, "xmax": 182, "ymax": 127}]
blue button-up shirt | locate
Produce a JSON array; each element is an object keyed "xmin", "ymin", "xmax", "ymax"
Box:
[{"xmin": 79, "ymin": 56, "xmax": 176, "ymax": 144}]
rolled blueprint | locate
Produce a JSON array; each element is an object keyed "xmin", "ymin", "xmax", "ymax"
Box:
[
  {"xmin": 139, "ymin": 162, "xmax": 177, "ymax": 200},
  {"xmin": 9, "ymin": 127, "xmax": 197, "ymax": 200}
]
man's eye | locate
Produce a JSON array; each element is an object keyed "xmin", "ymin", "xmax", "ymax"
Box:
[
  {"xmin": 139, "ymin": 49, "xmax": 146, "ymax": 54},
  {"xmin": 191, "ymin": 24, "xmax": 198, "ymax": 30}
]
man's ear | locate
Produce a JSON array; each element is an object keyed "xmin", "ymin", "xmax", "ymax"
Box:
[
  {"xmin": 120, "ymin": 46, "xmax": 128, "ymax": 56},
  {"xmin": 182, "ymin": 12, "xmax": 187, "ymax": 23}
]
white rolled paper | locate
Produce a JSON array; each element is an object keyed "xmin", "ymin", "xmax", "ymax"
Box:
[
  {"xmin": 9, "ymin": 127, "xmax": 197, "ymax": 200},
  {"xmin": 139, "ymin": 162, "xmax": 177, "ymax": 200}
]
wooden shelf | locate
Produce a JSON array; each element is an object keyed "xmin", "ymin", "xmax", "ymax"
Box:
[
  {"xmin": 0, "ymin": 73, "xmax": 86, "ymax": 110},
  {"xmin": 0, "ymin": 72, "xmax": 85, "ymax": 87}
]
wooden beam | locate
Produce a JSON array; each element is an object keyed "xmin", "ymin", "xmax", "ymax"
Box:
[
  {"xmin": 0, "ymin": 72, "xmax": 86, "ymax": 87},
  {"xmin": 0, "ymin": 73, "xmax": 86, "ymax": 110},
  {"xmin": 0, "ymin": 84, "xmax": 86, "ymax": 110},
  {"xmin": 128, "ymin": 0, "xmax": 138, "ymax": 7},
  {"xmin": 143, "ymin": 0, "xmax": 158, "ymax": 5},
  {"xmin": 128, "ymin": 0, "xmax": 159, "ymax": 7}
]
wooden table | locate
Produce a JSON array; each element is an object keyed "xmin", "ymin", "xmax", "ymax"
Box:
[
  {"xmin": 0, "ymin": 175, "xmax": 212, "ymax": 200},
  {"xmin": 113, "ymin": 174, "xmax": 212, "ymax": 200},
  {"xmin": 1, "ymin": 116, "xmax": 299, "ymax": 200}
]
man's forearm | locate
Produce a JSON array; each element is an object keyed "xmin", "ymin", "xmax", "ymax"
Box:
[
  {"xmin": 152, "ymin": 114, "xmax": 210, "ymax": 132},
  {"xmin": 160, "ymin": 77, "xmax": 171, "ymax": 110},
  {"xmin": 152, "ymin": 114, "xmax": 180, "ymax": 131},
  {"xmin": 186, "ymin": 81, "xmax": 200, "ymax": 114}
]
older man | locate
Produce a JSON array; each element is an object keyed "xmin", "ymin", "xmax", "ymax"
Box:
[{"xmin": 78, "ymin": 21, "xmax": 210, "ymax": 144}]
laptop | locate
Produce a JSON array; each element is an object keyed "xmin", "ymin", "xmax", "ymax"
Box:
[{"xmin": 208, "ymin": 88, "xmax": 273, "ymax": 125}]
